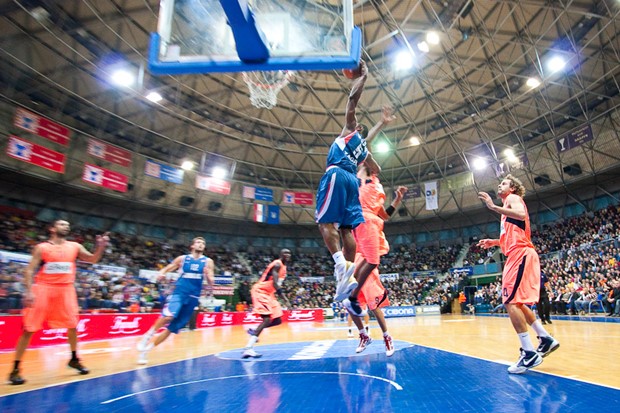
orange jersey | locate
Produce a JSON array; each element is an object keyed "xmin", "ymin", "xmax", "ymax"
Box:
[
  {"xmin": 499, "ymin": 197, "xmax": 535, "ymax": 256},
  {"xmin": 359, "ymin": 175, "xmax": 386, "ymax": 216},
  {"xmin": 253, "ymin": 259, "xmax": 287, "ymax": 294},
  {"xmin": 35, "ymin": 241, "xmax": 81, "ymax": 284}
]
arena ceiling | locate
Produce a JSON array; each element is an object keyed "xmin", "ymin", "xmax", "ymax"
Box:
[{"xmin": 1, "ymin": 0, "xmax": 620, "ymax": 232}]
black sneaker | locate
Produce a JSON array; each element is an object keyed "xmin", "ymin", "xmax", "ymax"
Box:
[
  {"xmin": 68, "ymin": 359, "xmax": 90, "ymax": 375},
  {"xmin": 8, "ymin": 369, "xmax": 25, "ymax": 385},
  {"xmin": 536, "ymin": 336, "xmax": 560, "ymax": 358}
]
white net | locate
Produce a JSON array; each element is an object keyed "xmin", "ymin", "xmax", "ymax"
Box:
[{"xmin": 242, "ymin": 70, "xmax": 293, "ymax": 109}]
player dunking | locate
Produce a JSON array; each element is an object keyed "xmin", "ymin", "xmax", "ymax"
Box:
[
  {"xmin": 136, "ymin": 237, "xmax": 214, "ymax": 364},
  {"xmin": 8, "ymin": 220, "xmax": 109, "ymax": 385},
  {"xmin": 478, "ymin": 175, "xmax": 559, "ymax": 374},
  {"xmin": 243, "ymin": 249, "xmax": 292, "ymax": 359}
]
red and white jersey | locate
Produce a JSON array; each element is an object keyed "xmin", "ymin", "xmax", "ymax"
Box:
[{"xmin": 499, "ymin": 197, "xmax": 535, "ymax": 256}]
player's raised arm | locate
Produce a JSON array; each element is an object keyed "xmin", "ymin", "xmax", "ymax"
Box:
[
  {"xmin": 342, "ymin": 60, "xmax": 368, "ymax": 134},
  {"xmin": 78, "ymin": 232, "xmax": 109, "ymax": 263}
]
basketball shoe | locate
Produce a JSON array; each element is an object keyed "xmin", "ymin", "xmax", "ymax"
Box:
[
  {"xmin": 384, "ymin": 334, "xmax": 395, "ymax": 357},
  {"xmin": 8, "ymin": 369, "xmax": 25, "ymax": 385},
  {"xmin": 343, "ymin": 297, "xmax": 367, "ymax": 317},
  {"xmin": 242, "ymin": 348, "xmax": 262, "ymax": 359},
  {"xmin": 137, "ymin": 343, "xmax": 154, "ymax": 365},
  {"xmin": 356, "ymin": 333, "xmax": 372, "ymax": 353},
  {"xmin": 334, "ymin": 261, "xmax": 357, "ymax": 301},
  {"xmin": 536, "ymin": 336, "xmax": 560, "ymax": 358},
  {"xmin": 68, "ymin": 358, "xmax": 90, "ymax": 375},
  {"xmin": 507, "ymin": 348, "xmax": 543, "ymax": 374}
]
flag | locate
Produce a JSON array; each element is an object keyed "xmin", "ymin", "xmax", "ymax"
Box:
[
  {"xmin": 87, "ymin": 138, "xmax": 131, "ymax": 167},
  {"xmin": 267, "ymin": 205, "xmax": 280, "ymax": 224},
  {"xmin": 282, "ymin": 191, "xmax": 313, "ymax": 205},
  {"xmin": 6, "ymin": 135, "xmax": 65, "ymax": 173},
  {"xmin": 254, "ymin": 203, "xmax": 266, "ymax": 223},
  {"xmin": 243, "ymin": 185, "xmax": 255, "ymax": 199},
  {"xmin": 196, "ymin": 175, "xmax": 231, "ymax": 195},
  {"xmin": 13, "ymin": 108, "xmax": 70, "ymax": 146},
  {"xmin": 424, "ymin": 181, "xmax": 438, "ymax": 210},
  {"xmin": 82, "ymin": 163, "xmax": 129, "ymax": 192}
]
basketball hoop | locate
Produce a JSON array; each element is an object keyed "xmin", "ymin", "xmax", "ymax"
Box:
[{"xmin": 242, "ymin": 70, "xmax": 293, "ymax": 109}]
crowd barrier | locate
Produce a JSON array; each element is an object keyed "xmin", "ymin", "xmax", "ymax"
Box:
[{"xmin": 0, "ymin": 309, "xmax": 324, "ymax": 351}]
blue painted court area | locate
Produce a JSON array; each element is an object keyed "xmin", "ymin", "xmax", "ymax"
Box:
[{"xmin": 1, "ymin": 340, "xmax": 618, "ymax": 412}]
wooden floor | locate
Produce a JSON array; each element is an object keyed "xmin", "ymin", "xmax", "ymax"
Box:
[{"xmin": 1, "ymin": 314, "xmax": 619, "ymax": 397}]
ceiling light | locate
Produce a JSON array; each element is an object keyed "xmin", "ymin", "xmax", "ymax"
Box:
[
  {"xmin": 181, "ymin": 160, "xmax": 194, "ymax": 171},
  {"xmin": 395, "ymin": 51, "xmax": 414, "ymax": 71},
  {"xmin": 111, "ymin": 69, "xmax": 135, "ymax": 87},
  {"xmin": 526, "ymin": 77, "xmax": 541, "ymax": 88},
  {"xmin": 417, "ymin": 41, "xmax": 429, "ymax": 53},
  {"xmin": 504, "ymin": 149, "xmax": 517, "ymax": 163},
  {"xmin": 547, "ymin": 56, "xmax": 566, "ymax": 73},
  {"xmin": 375, "ymin": 141, "xmax": 390, "ymax": 153},
  {"xmin": 410, "ymin": 136, "xmax": 421, "ymax": 146},
  {"xmin": 212, "ymin": 167, "xmax": 227, "ymax": 179},
  {"xmin": 472, "ymin": 158, "xmax": 487, "ymax": 170},
  {"xmin": 146, "ymin": 91, "xmax": 163, "ymax": 102},
  {"xmin": 426, "ymin": 31, "xmax": 440, "ymax": 45}
]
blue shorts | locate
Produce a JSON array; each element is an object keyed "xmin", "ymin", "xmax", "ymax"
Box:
[
  {"xmin": 162, "ymin": 294, "xmax": 199, "ymax": 334},
  {"xmin": 315, "ymin": 167, "xmax": 364, "ymax": 229}
]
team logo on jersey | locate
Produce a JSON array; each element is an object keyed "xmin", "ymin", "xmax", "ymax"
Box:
[{"xmin": 41, "ymin": 318, "xmax": 90, "ymax": 341}]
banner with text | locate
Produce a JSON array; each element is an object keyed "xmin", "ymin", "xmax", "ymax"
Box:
[
  {"xmin": 283, "ymin": 191, "xmax": 313, "ymax": 205},
  {"xmin": 196, "ymin": 175, "xmax": 231, "ymax": 195},
  {"xmin": 145, "ymin": 159, "xmax": 184, "ymax": 184},
  {"xmin": 13, "ymin": 107, "xmax": 70, "ymax": 146},
  {"xmin": 7, "ymin": 135, "xmax": 66, "ymax": 173},
  {"xmin": 383, "ymin": 306, "xmax": 417, "ymax": 318},
  {"xmin": 242, "ymin": 185, "xmax": 274, "ymax": 202},
  {"xmin": 299, "ymin": 276, "xmax": 325, "ymax": 283},
  {"xmin": 92, "ymin": 264, "xmax": 127, "ymax": 277},
  {"xmin": 449, "ymin": 266, "xmax": 474, "ymax": 277},
  {"xmin": 83, "ymin": 163, "xmax": 129, "ymax": 192},
  {"xmin": 556, "ymin": 124, "xmax": 593, "ymax": 153},
  {"xmin": 379, "ymin": 273, "xmax": 400, "ymax": 282},
  {"xmin": 88, "ymin": 138, "xmax": 132, "ymax": 167}
]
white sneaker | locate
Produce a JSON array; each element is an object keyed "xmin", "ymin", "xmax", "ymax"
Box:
[
  {"xmin": 356, "ymin": 334, "xmax": 372, "ymax": 353},
  {"xmin": 507, "ymin": 348, "xmax": 543, "ymax": 374},
  {"xmin": 137, "ymin": 351, "xmax": 149, "ymax": 365},
  {"xmin": 136, "ymin": 337, "xmax": 152, "ymax": 352},
  {"xmin": 384, "ymin": 335, "xmax": 395, "ymax": 357},
  {"xmin": 343, "ymin": 297, "xmax": 367, "ymax": 317},
  {"xmin": 334, "ymin": 262, "xmax": 357, "ymax": 301},
  {"xmin": 242, "ymin": 348, "xmax": 262, "ymax": 359}
]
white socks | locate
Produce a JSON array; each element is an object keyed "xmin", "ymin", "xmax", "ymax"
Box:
[
  {"xmin": 246, "ymin": 335, "xmax": 259, "ymax": 349},
  {"xmin": 518, "ymin": 332, "xmax": 535, "ymax": 351},
  {"xmin": 332, "ymin": 251, "xmax": 346, "ymax": 267},
  {"xmin": 531, "ymin": 320, "xmax": 550, "ymax": 338}
]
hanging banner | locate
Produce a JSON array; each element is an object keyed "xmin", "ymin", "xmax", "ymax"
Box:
[
  {"xmin": 242, "ymin": 185, "xmax": 273, "ymax": 201},
  {"xmin": 196, "ymin": 175, "xmax": 231, "ymax": 195},
  {"xmin": 282, "ymin": 191, "xmax": 313, "ymax": 205},
  {"xmin": 556, "ymin": 124, "xmax": 593, "ymax": 153},
  {"xmin": 145, "ymin": 159, "xmax": 184, "ymax": 184},
  {"xmin": 13, "ymin": 107, "xmax": 70, "ymax": 146},
  {"xmin": 424, "ymin": 181, "xmax": 438, "ymax": 210},
  {"xmin": 88, "ymin": 138, "xmax": 132, "ymax": 167},
  {"xmin": 6, "ymin": 135, "xmax": 65, "ymax": 173},
  {"xmin": 82, "ymin": 163, "xmax": 129, "ymax": 192}
]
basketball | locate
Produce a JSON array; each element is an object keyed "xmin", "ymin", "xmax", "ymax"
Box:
[{"xmin": 342, "ymin": 62, "xmax": 363, "ymax": 79}]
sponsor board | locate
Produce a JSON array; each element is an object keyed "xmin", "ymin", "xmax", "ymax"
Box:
[{"xmin": 383, "ymin": 306, "xmax": 417, "ymax": 318}]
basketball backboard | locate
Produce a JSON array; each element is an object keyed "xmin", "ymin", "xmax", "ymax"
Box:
[{"xmin": 148, "ymin": 0, "xmax": 361, "ymax": 75}]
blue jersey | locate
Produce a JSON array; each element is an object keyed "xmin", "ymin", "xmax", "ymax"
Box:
[
  {"xmin": 174, "ymin": 255, "xmax": 208, "ymax": 298},
  {"xmin": 325, "ymin": 130, "xmax": 368, "ymax": 174}
]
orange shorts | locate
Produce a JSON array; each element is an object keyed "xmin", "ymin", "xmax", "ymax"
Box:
[
  {"xmin": 355, "ymin": 253, "xmax": 390, "ymax": 311},
  {"xmin": 22, "ymin": 283, "xmax": 79, "ymax": 332},
  {"xmin": 354, "ymin": 214, "xmax": 388, "ymax": 265},
  {"xmin": 502, "ymin": 247, "xmax": 540, "ymax": 305},
  {"xmin": 251, "ymin": 288, "xmax": 283, "ymax": 320}
]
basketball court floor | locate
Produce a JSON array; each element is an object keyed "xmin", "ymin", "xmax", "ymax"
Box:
[{"xmin": 1, "ymin": 314, "xmax": 618, "ymax": 412}]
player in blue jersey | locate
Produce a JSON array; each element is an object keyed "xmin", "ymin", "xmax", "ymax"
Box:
[
  {"xmin": 315, "ymin": 60, "xmax": 395, "ymax": 317},
  {"xmin": 136, "ymin": 237, "xmax": 214, "ymax": 364}
]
